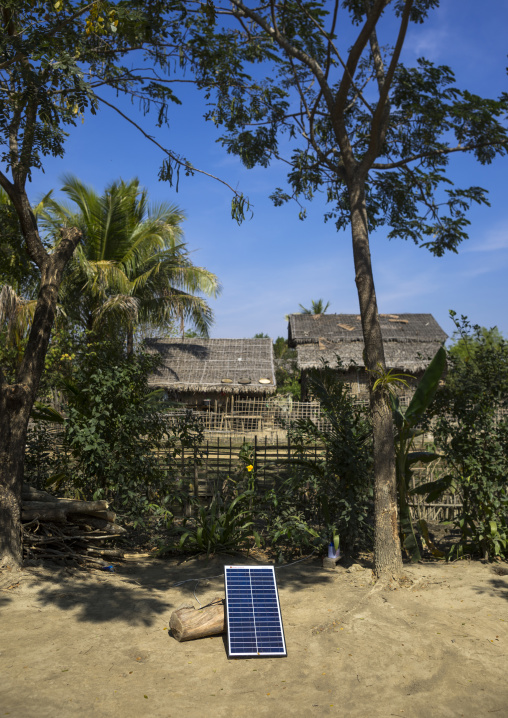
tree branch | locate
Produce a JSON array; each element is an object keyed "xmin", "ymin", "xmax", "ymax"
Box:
[
  {"xmin": 94, "ymin": 94, "xmax": 246, "ymax": 198},
  {"xmin": 361, "ymin": 0, "xmax": 413, "ymax": 171},
  {"xmin": 0, "ymin": 2, "xmax": 97, "ymax": 71},
  {"xmin": 333, "ymin": 0, "xmax": 388, "ymax": 118},
  {"xmin": 371, "ymin": 141, "xmax": 507, "ymax": 170},
  {"xmin": 228, "ymin": 0, "xmax": 334, "ymax": 106}
]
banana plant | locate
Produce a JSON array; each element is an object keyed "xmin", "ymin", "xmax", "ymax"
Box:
[{"xmin": 390, "ymin": 347, "xmax": 447, "ymax": 561}]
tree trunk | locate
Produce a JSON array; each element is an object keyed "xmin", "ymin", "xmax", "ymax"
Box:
[
  {"xmin": 349, "ymin": 178, "xmax": 403, "ymax": 580},
  {"xmin": 0, "ymin": 227, "xmax": 81, "ymax": 567},
  {"xmin": 0, "ymin": 382, "xmax": 29, "ymax": 566}
]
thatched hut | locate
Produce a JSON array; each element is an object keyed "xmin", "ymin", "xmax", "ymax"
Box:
[
  {"xmin": 145, "ymin": 337, "xmax": 276, "ymax": 410},
  {"xmin": 288, "ymin": 313, "xmax": 447, "ymax": 399}
]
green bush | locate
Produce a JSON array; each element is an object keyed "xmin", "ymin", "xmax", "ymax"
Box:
[
  {"xmin": 423, "ymin": 315, "xmax": 508, "ymax": 559},
  {"xmin": 265, "ymin": 364, "xmax": 374, "ymax": 558},
  {"xmin": 30, "ymin": 340, "xmax": 204, "ymax": 527}
]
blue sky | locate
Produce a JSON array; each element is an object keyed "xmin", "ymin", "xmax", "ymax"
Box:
[{"xmin": 26, "ymin": 1, "xmax": 508, "ymax": 342}]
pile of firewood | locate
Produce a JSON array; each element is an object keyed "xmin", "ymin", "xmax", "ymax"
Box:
[{"xmin": 22, "ymin": 483, "xmax": 127, "ymax": 568}]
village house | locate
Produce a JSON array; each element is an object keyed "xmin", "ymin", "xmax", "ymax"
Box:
[
  {"xmin": 288, "ymin": 313, "xmax": 447, "ymax": 400},
  {"xmin": 144, "ymin": 337, "xmax": 276, "ymax": 432}
]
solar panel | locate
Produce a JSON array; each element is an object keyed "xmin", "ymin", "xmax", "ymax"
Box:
[{"xmin": 224, "ymin": 565, "xmax": 287, "ymax": 658}]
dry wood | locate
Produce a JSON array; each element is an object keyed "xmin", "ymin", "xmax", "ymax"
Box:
[
  {"xmin": 169, "ymin": 596, "xmax": 225, "ymax": 642},
  {"xmin": 21, "ymin": 486, "xmax": 126, "ymax": 568},
  {"xmin": 21, "ymin": 484, "xmax": 58, "ymax": 502},
  {"xmin": 67, "ymin": 515, "xmax": 127, "ymax": 534},
  {"xmin": 22, "ymin": 499, "xmax": 110, "ymax": 522},
  {"xmin": 85, "ymin": 510, "xmax": 116, "ymax": 523}
]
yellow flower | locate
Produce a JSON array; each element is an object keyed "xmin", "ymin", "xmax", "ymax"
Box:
[{"xmin": 246, "ymin": 465, "xmax": 254, "ymax": 472}]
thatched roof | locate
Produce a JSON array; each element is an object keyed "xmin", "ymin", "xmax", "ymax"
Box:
[
  {"xmin": 288, "ymin": 313, "xmax": 447, "ymax": 373},
  {"xmin": 145, "ymin": 338, "xmax": 276, "ymax": 394}
]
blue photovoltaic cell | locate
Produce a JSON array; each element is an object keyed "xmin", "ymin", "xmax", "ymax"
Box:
[{"xmin": 225, "ymin": 565, "xmax": 287, "ymax": 658}]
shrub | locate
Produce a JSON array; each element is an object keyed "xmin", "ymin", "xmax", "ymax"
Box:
[
  {"xmin": 265, "ymin": 364, "xmax": 374, "ymax": 558},
  {"xmin": 423, "ymin": 315, "xmax": 508, "ymax": 559},
  {"xmin": 31, "ymin": 340, "xmax": 204, "ymax": 527}
]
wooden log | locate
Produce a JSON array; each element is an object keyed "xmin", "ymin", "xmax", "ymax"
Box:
[
  {"xmin": 169, "ymin": 597, "xmax": 225, "ymax": 642},
  {"xmin": 21, "ymin": 485, "xmax": 56, "ymax": 502},
  {"xmin": 84, "ymin": 510, "xmax": 117, "ymax": 523},
  {"xmin": 68, "ymin": 515, "xmax": 127, "ymax": 534},
  {"xmin": 21, "ymin": 490, "xmax": 115, "ymax": 522},
  {"xmin": 21, "ymin": 500, "xmax": 109, "ymax": 522},
  {"xmin": 22, "ymin": 498, "xmax": 109, "ymax": 512}
]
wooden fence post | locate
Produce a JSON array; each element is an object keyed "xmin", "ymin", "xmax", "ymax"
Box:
[{"xmin": 193, "ymin": 446, "xmax": 199, "ymax": 500}]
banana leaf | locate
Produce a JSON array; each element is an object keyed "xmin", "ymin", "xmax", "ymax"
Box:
[
  {"xmin": 32, "ymin": 402, "xmax": 65, "ymax": 424},
  {"xmin": 407, "ymin": 451, "xmax": 442, "ymax": 465},
  {"xmin": 404, "ymin": 347, "xmax": 446, "ymax": 426},
  {"xmin": 417, "ymin": 518, "xmax": 445, "ymax": 558}
]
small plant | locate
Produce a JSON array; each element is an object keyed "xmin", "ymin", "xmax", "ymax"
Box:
[{"xmin": 163, "ymin": 485, "xmax": 261, "ymax": 556}]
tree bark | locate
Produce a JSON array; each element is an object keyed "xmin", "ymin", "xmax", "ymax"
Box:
[
  {"xmin": 348, "ymin": 177, "xmax": 403, "ymax": 579},
  {"xmin": 0, "ymin": 224, "xmax": 81, "ymax": 567}
]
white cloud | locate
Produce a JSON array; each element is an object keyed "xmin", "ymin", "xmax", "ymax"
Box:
[
  {"xmin": 464, "ymin": 225, "xmax": 508, "ymax": 253},
  {"xmin": 406, "ymin": 25, "xmax": 450, "ymax": 62}
]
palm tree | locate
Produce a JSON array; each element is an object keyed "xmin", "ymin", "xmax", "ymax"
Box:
[
  {"xmin": 43, "ymin": 176, "xmax": 221, "ymax": 352},
  {"xmin": 298, "ymin": 299, "xmax": 331, "ymax": 315}
]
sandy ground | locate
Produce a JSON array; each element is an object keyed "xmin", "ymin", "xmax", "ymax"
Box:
[{"xmin": 1, "ymin": 554, "xmax": 507, "ymax": 718}]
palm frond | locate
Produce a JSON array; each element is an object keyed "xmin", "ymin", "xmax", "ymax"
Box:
[
  {"xmin": 0, "ymin": 284, "xmax": 37, "ymax": 345},
  {"xmin": 93, "ymin": 294, "xmax": 139, "ymax": 328},
  {"xmin": 46, "ymin": 175, "xmax": 220, "ymax": 343}
]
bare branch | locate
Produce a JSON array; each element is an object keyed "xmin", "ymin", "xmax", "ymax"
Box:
[
  {"xmin": 94, "ymin": 94, "xmax": 246, "ymax": 198},
  {"xmin": 298, "ymin": 0, "xmax": 374, "ymax": 116},
  {"xmin": 333, "ymin": 0, "xmax": 388, "ymax": 118}
]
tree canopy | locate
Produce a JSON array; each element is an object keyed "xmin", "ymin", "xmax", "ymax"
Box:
[
  {"xmin": 187, "ymin": 0, "xmax": 508, "ymax": 253},
  {"xmin": 298, "ymin": 299, "xmax": 331, "ymax": 315}
]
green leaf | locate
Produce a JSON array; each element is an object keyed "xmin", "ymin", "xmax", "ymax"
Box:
[
  {"xmin": 45, "ymin": 472, "xmax": 67, "ymax": 489},
  {"xmin": 389, "ymin": 394, "xmax": 405, "ymax": 431},
  {"xmin": 31, "ymin": 402, "xmax": 65, "ymax": 424},
  {"xmin": 417, "ymin": 518, "xmax": 445, "ymax": 558},
  {"xmin": 406, "ymin": 451, "xmax": 441, "ymax": 466},
  {"xmin": 408, "ymin": 474, "xmax": 457, "ymax": 499},
  {"xmin": 404, "ymin": 347, "xmax": 447, "ymax": 426}
]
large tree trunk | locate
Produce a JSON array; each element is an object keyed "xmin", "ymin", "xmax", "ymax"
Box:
[
  {"xmin": 349, "ymin": 178, "xmax": 403, "ymax": 579},
  {"xmin": 0, "ymin": 227, "xmax": 81, "ymax": 567},
  {"xmin": 0, "ymin": 380, "xmax": 29, "ymax": 566}
]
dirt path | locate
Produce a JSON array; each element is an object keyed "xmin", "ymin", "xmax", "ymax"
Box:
[{"xmin": 1, "ymin": 556, "xmax": 507, "ymax": 717}]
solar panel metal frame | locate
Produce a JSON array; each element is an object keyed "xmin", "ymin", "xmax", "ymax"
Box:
[{"xmin": 224, "ymin": 565, "xmax": 287, "ymax": 659}]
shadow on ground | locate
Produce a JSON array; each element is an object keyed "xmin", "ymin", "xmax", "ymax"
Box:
[
  {"xmin": 7, "ymin": 552, "xmax": 340, "ymax": 626},
  {"xmin": 473, "ymin": 574, "xmax": 508, "ymax": 602}
]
